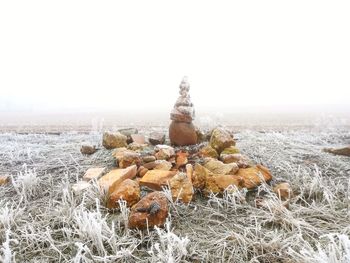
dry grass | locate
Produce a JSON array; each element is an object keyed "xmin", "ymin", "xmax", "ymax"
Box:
[{"xmin": 0, "ymin": 127, "xmax": 350, "ymax": 262}]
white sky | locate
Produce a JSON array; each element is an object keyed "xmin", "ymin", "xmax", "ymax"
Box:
[{"xmin": 0, "ymin": 0, "xmax": 349, "ymax": 112}]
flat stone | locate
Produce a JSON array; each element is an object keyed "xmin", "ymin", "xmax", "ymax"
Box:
[
  {"xmin": 204, "ymin": 158, "xmax": 239, "ymax": 175},
  {"xmin": 324, "ymin": 146, "xmax": 350, "ymax": 157},
  {"xmin": 98, "ymin": 165, "xmax": 137, "ymax": 194},
  {"xmin": 107, "ymin": 179, "xmax": 140, "ymax": 209},
  {"xmin": 169, "ymin": 172, "xmax": 193, "ymax": 203},
  {"xmin": 83, "ymin": 167, "xmax": 105, "ymax": 181},
  {"xmin": 139, "ymin": 170, "xmax": 177, "ymax": 190},
  {"xmin": 154, "ymin": 145, "xmax": 175, "ymax": 160},
  {"xmin": 154, "ymin": 160, "xmax": 173, "ymax": 171},
  {"xmin": 128, "ymin": 192, "xmax": 169, "ymax": 229}
]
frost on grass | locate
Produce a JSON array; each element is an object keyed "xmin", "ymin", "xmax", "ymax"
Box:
[{"xmin": 0, "ymin": 129, "xmax": 350, "ymax": 262}]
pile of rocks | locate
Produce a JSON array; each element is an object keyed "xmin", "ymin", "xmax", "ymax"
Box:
[{"xmin": 73, "ymin": 78, "xmax": 293, "ymax": 230}]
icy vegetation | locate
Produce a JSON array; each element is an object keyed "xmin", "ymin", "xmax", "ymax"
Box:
[{"xmin": 0, "ymin": 127, "xmax": 350, "ymax": 262}]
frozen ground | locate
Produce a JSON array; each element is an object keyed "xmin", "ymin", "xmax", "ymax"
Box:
[{"xmin": 0, "ymin": 126, "xmax": 350, "ymax": 262}]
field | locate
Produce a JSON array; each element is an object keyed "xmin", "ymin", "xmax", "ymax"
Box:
[{"xmin": 1, "ymin": 124, "xmax": 350, "ymax": 262}]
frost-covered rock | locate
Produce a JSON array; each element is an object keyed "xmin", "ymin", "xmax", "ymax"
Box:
[
  {"xmin": 107, "ymin": 179, "xmax": 140, "ymax": 209},
  {"xmin": 169, "ymin": 172, "xmax": 194, "ymax": 203}
]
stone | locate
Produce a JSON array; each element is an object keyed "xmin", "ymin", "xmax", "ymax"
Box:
[
  {"xmin": 210, "ymin": 128, "xmax": 235, "ymax": 154},
  {"xmin": 143, "ymin": 161, "xmax": 157, "ymax": 170},
  {"xmin": 169, "ymin": 172, "xmax": 194, "ymax": 203},
  {"xmin": 72, "ymin": 181, "xmax": 91, "ymax": 194},
  {"xmin": 137, "ymin": 166, "xmax": 149, "ymax": 177},
  {"xmin": 204, "ymin": 158, "xmax": 239, "ymax": 175},
  {"xmin": 130, "ymin": 134, "xmax": 146, "ymax": 144},
  {"xmin": 324, "ymin": 146, "xmax": 350, "ymax": 157},
  {"xmin": 169, "ymin": 77, "xmax": 198, "ymax": 146},
  {"xmin": 128, "ymin": 192, "xmax": 169, "ymax": 229},
  {"xmin": 102, "ymin": 132, "xmax": 127, "ymax": 149},
  {"xmin": 186, "ymin": 164, "xmax": 193, "ymax": 184},
  {"xmin": 149, "ymin": 132, "xmax": 166, "ymax": 145},
  {"xmin": 83, "ymin": 167, "xmax": 105, "ymax": 181},
  {"xmin": 107, "ymin": 179, "xmax": 140, "ymax": 209},
  {"xmin": 175, "ymin": 151, "xmax": 189, "ymax": 168},
  {"xmin": 220, "ymin": 153, "xmax": 252, "ymax": 168},
  {"xmin": 195, "ymin": 127, "xmax": 206, "ymax": 143},
  {"xmin": 0, "ymin": 175, "xmax": 9, "ymax": 186},
  {"xmin": 205, "ymin": 174, "xmax": 243, "ymax": 195},
  {"xmin": 139, "ymin": 170, "xmax": 177, "ymax": 190},
  {"xmin": 154, "ymin": 160, "xmax": 173, "ymax": 171},
  {"xmin": 273, "ymin": 182, "xmax": 293, "ymax": 200},
  {"xmin": 118, "ymin": 128, "xmax": 138, "ymax": 144},
  {"xmin": 117, "ymin": 151, "xmax": 141, "ymax": 168},
  {"xmin": 236, "ymin": 165, "xmax": 272, "ymax": 189},
  {"xmin": 192, "ymin": 164, "xmax": 243, "ymax": 194},
  {"xmin": 221, "ymin": 146, "xmax": 240, "ymax": 155},
  {"xmin": 155, "ymin": 145, "xmax": 175, "ymax": 160},
  {"xmin": 80, "ymin": 144, "xmax": 97, "ymax": 155},
  {"xmin": 127, "ymin": 142, "xmax": 148, "ymax": 151},
  {"xmin": 98, "ymin": 165, "xmax": 137, "ymax": 193},
  {"xmin": 142, "ymin": 155, "xmax": 156, "ymax": 163},
  {"xmin": 199, "ymin": 145, "xmax": 219, "ymax": 159},
  {"xmin": 169, "ymin": 121, "xmax": 198, "ymax": 146}
]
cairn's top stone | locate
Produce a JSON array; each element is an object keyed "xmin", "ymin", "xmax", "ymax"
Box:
[{"xmin": 170, "ymin": 77, "xmax": 195, "ymax": 123}]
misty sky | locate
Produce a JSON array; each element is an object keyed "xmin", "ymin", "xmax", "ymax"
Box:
[{"xmin": 0, "ymin": 1, "xmax": 349, "ymax": 112}]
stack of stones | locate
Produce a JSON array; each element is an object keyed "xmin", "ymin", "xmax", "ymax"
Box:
[{"xmin": 169, "ymin": 77, "xmax": 198, "ymax": 146}]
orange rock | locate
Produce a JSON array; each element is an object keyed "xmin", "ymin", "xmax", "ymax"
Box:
[
  {"xmin": 220, "ymin": 153, "xmax": 252, "ymax": 168},
  {"xmin": 186, "ymin": 164, "xmax": 193, "ymax": 184},
  {"xmin": 83, "ymin": 167, "xmax": 105, "ymax": 181},
  {"xmin": 0, "ymin": 175, "xmax": 9, "ymax": 186},
  {"xmin": 98, "ymin": 165, "xmax": 137, "ymax": 194},
  {"xmin": 107, "ymin": 179, "xmax": 140, "ymax": 209},
  {"xmin": 209, "ymin": 128, "xmax": 235, "ymax": 154},
  {"xmin": 128, "ymin": 192, "xmax": 169, "ymax": 229},
  {"xmin": 236, "ymin": 165, "xmax": 272, "ymax": 189},
  {"xmin": 116, "ymin": 150, "xmax": 141, "ymax": 168},
  {"xmin": 169, "ymin": 121, "xmax": 197, "ymax": 146},
  {"xmin": 154, "ymin": 145, "xmax": 175, "ymax": 160},
  {"xmin": 205, "ymin": 174, "xmax": 243, "ymax": 195},
  {"xmin": 192, "ymin": 164, "xmax": 209, "ymax": 189},
  {"xmin": 273, "ymin": 182, "xmax": 293, "ymax": 200},
  {"xmin": 154, "ymin": 160, "xmax": 172, "ymax": 171},
  {"xmin": 175, "ymin": 151, "xmax": 188, "ymax": 168},
  {"xmin": 139, "ymin": 170, "xmax": 177, "ymax": 190},
  {"xmin": 204, "ymin": 158, "xmax": 239, "ymax": 175},
  {"xmin": 169, "ymin": 172, "xmax": 193, "ymax": 203},
  {"xmin": 199, "ymin": 145, "xmax": 219, "ymax": 158},
  {"xmin": 137, "ymin": 166, "xmax": 149, "ymax": 177}
]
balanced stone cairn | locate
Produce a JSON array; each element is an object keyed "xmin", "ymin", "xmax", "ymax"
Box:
[{"xmin": 169, "ymin": 77, "xmax": 198, "ymax": 146}]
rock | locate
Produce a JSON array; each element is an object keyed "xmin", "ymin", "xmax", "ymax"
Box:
[
  {"xmin": 221, "ymin": 146, "xmax": 240, "ymax": 155},
  {"xmin": 210, "ymin": 128, "xmax": 235, "ymax": 154},
  {"xmin": 0, "ymin": 175, "xmax": 9, "ymax": 186},
  {"xmin": 186, "ymin": 164, "xmax": 193, "ymax": 183},
  {"xmin": 102, "ymin": 132, "xmax": 127, "ymax": 149},
  {"xmin": 199, "ymin": 145, "xmax": 219, "ymax": 158},
  {"xmin": 204, "ymin": 158, "xmax": 239, "ymax": 175},
  {"xmin": 169, "ymin": 121, "xmax": 198, "ymax": 146},
  {"xmin": 273, "ymin": 182, "xmax": 293, "ymax": 200},
  {"xmin": 127, "ymin": 142, "xmax": 148, "ymax": 151},
  {"xmin": 169, "ymin": 77, "xmax": 198, "ymax": 146},
  {"xmin": 154, "ymin": 160, "xmax": 173, "ymax": 171},
  {"xmin": 236, "ymin": 165, "xmax": 272, "ymax": 189},
  {"xmin": 220, "ymin": 153, "xmax": 252, "ymax": 168},
  {"xmin": 137, "ymin": 166, "xmax": 149, "ymax": 177},
  {"xmin": 131, "ymin": 134, "xmax": 146, "ymax": 144},
  {"xmin": 72, "ymin": 181, "xmax": 91, "ymax": 194},
  {"xmin": 324, "ymin": 146, "xmax": 350, "ymax": 157},
  {"xmin": 169, "ymin": 172, "xmax": 194, "ymax": 203},
  {"xmin": 115, "ymin": 150, "xmax": 141, "ymax": 168},
  {"xmin": 128, "ymin": 192, "xmax": 169, "ymax": 229},
  {"xmin": 142, "ymin": 155, "xmax": 156, "ymax": 163},
  {"xmin": 192, "ymin": 164, "xmax": 242, "ymax": 194},
  {"xmin": 80, "ymin": 144, "xmax": 97, "ymax": 155},
  {"xmin": 175, "ymin": 151, "xmax": 188, "ymax": 168},
  {"xmin": 118, "ymin": 128, "xmax": 138, "ymax": 144},
  {"xmin": 143, "ymin": 161, "xmax": 157, "ymax": 170},
  {"xmin": 98, "ymin": 165, "xmax": 137, "ymax": 193},
  {"xmin": 205, "ymin": 174, "xmax": 243, "ymax": 195},
  {"xmin": 155, "ymin": 145, "xmax": 175, "ymax": 160},
  {"xmin": 83, "ymin": 167, "xmax": 105, "ymax": 181},
  {"xmin": 107, "ymin": 179, "xmax": 140, "ymax": 209},
  {"xmin": 149, "ymin": 132, "xmax": 166, "ymax": 145},
  {"xmin": 139, "ymin": 170, "xmax": 177, "ymax": 190}
]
